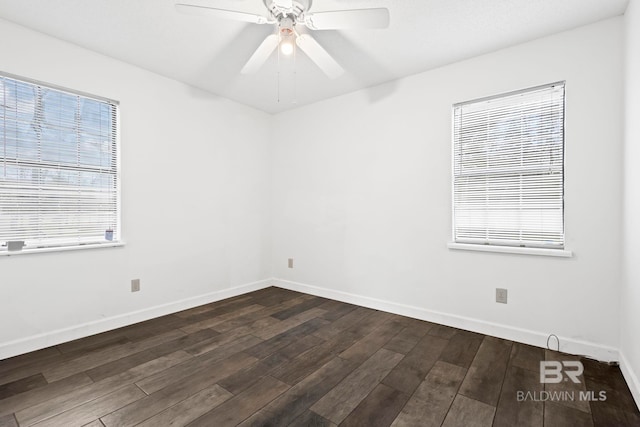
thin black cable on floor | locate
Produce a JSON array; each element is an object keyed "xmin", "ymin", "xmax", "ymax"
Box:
[{"xmin": 547, "ymin": 334, "xmax": 560, "ymax": 352}]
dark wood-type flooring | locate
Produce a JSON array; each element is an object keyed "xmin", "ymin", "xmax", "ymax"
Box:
[{"xmin": 0, "ymin": 287, "xmax": 638, "ymax": 426}]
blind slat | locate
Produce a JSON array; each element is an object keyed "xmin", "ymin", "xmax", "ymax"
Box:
[
  {"xmin": 452, "ymin": 83, "xmax": 565, "ymax": 249},
  {"xmin": 0, "ymin": 74, "xmax": 119, "ymax": 250}
]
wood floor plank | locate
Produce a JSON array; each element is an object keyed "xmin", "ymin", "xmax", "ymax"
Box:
[
  {"xmin": 339, "ymin": 319, "xmax": 405, "ymax": 363},
  {"xmin": 182, "ymin": 325, "xmax": 256, "ymax": 357},
  {"xmin": 84, "ymin": 350, "xmax": 160, "ymax": 384},
  {"xmin": 0, "ymin": 346, "xmax": 97, "ymax": 390},
  {"xmin": 276, "ymin": 334, "xmax": 324, "ymax": 360},
  {"xmin": 0, "ymin": 347, "xmax": 61, "ymax": 376},
  {"xmin": 441, "ymin": 394, "xmax": 496, "ymax": 427},
  {"xmin": 427, "ymin": 324, "xmax": 458, "ymax": 339},
  {"xmin": 42, "ymin": 329, "xmax": 186, "ymax": 383},
  {"xmin": 0, "ymin": 414, "xmax": 18, "ymax": 427},
  {"xmin": 248, "ymin": 288, "xmax": 302, "ymax": 307},
  {"xmin": 589, "ymin": 398, "xmax": 640, "ymax": 426},
  {"xmin": 15, "ymin": 351, "xmax": 191, "ymax": 426},
  {"xmin": 343, "ymin": 310, "xmax": 398, "ymax": 339},
  {"xmin": 0, "ymin": 336, "xmax": 136, "ymax": 389},
  {"xmin": 340, "ymin": 383, "xmax": 409, "ymax": 427},
  {"xmin": 582, "ymin": 357, "xmax": 640, "ymax": 414},
  {"xmin": 0, "ymin": 374, "xmax": 48, "ymax": 401},
  {"xmin": 438, "ymin": 329, "xmax": 484, "ymax": 368},
  {"xmin": 311, "ymin": 307, "xmax": 375, "ymax": 340},
  {"xmin": 180, "ymin": 304, "xmax": 266, "ymax": 334},
  {"xmin": 173, "ymin": 295, "xmax": 255, "ymax": 320},
  {"xmin": 85, "ymin": 328, "xmax": 219, "ymax": 382},
  {"xmin": 509, "ymin": 342, "xmax": 544, "ymax": 373},
  {"xmin": 458, "ymin": 335, "xmax": 512, "ymax": 406},
  {"xmin": 544, "ymin": 350, "xmax": 591, "ymax": 414},
  {"xmin": 55, "ymin": 332, "xmax": 130, "ymax": 356},
  {"xmin": 317, "ymin": 300, "xmax": 357, "ymax": 322},
  {"xmin": 211, "ymin": 326, "xmax": 320, "ymax": 392},
  {"xmin": 148, "ymin": 328, "xmax": 220, "ymax": 356},
  {"xmin": 120, "ymin": 315, "xmax": 189, "ymax": 342},
  {"xmin": 493, "ymin": 365, "xmax": 543, "ymax": 427},
  {"xmin": 81, "ymin": 420, "xmax": 104, "ymax": 427},
  {"xmin": 217, "ymin": 354, "xmax": 288, "ymax": 395},
  {"xmin": 237, "ymin": 356, "xmax": 358, "ymax": 427},
  {"xmin": 289, "ymin": 410, "xmax": 336, "ymax": 427},
  {"xmin": 270, "ymin": 331, "xmax": 359, "ymax": 385},
  {"xmin": 135, "ymin": 384, "xmax": 232, "ymax": 427},
  {"xmin": 32, "ymin": 384, "xmax": 145, "ymax": 427},
  {"xmin": 271, "ymin": 296, "xmax": 327, "ymax": 320},
  {"xmin": 187, "ymin": 376, "xmax": 290, "ymax": 427},
  {"xmin": 310, "ymin": 348, "xmax": 404, "ymax": 424},
  {"xmin": 383, "ymin": 334, "xmax": 448, "ymax": 395},
  {"xmin": 391, "ymin": 361, "xmax": 466, "ymax": 427},
  {"xmin": 582, "ymin": 357, "xmax": 625, "ymax": 387},
  {"xmin": 0, "ymin": 373, "xmax": 93, "ymax": 417},
  {"xmin": 585, "ymin": 376, "xmax": 640, "ymax": 424},
  {"xmin": 101, "ymin": 352, "xmax": 257, "ymax": 427},
  {"xmin": 544, "ymin": 401, "xmax": 594, "ymax": 427},
  {"xmin": 211, "ymin": 295, "xmax": 314, "ymax": 333},
  {"xmin": 0, "ymin": 339, "xmax": 127, "ymax": 388},
  {"xmin": 135, "ymin": 335, "xmax": 262, "ymax": 394},
  {"xmin": 252, "ymin": 308, "xmax": 327, "ymax": 340},
  {"xmin": 245, "ymin": 318, "xmax": 328, "ymax": 359},
  {"xmin": 383, "ymin": 322, "xmax": 430, "ymax": 355}
]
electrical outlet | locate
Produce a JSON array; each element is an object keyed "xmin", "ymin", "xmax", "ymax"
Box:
[
  {"xmin": 288, "ymin": 258, "xmax": 294, "ymax": 268},
  {"xmin": 496, "ymin": 288, "xmax": 508, "ymax": 304},
  {"xmin": 131, "ymin": 279, "xmax": 140, "ymax": 292}
]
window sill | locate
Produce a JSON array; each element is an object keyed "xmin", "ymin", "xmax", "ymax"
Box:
[
  {"xmin": 447, "ymin": 242, "xmax": 573, "ymax": 258},
  {"xmin": 0, "ymin": 242, "xmax": 126, "ymax": 256}
]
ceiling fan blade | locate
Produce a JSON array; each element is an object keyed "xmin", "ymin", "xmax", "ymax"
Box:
[
  {"xmin": 241, "ymin": 34, "xmax": 280, "ymax": 75},
  {"xmin": 304, "ymin": 8, "xmax": 390, "ymax": 30},
  {"xmin": 175, "ymin": 3, "xmax": 269, "ymax": 24},
  {"xmin": 296, "ymin": 34, "xmax": 344, "ymax": 79}
]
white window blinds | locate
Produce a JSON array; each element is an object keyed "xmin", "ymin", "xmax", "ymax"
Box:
[
  {"xmin": 0, "ymin": 73, "xmax": 119, "ymax": 252},
  {"xmin": 452, "ymin": 82, "xmax": 565, "ymax": 249}
]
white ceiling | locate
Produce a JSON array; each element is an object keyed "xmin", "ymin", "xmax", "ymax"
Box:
[{"xmin": 0, "ymin": 0, "xmax": 629, "ymax": 113}]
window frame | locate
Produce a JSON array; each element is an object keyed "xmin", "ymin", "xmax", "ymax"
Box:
[
  {"xmin": 0, "ymin": 71, "xmax": 122, "ymax": 256},
  {"xmin": 449, "ymin": 82, "xmax": 572, "ymax": 257}
]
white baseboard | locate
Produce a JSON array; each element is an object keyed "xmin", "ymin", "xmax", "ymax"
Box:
[
  {"xmin": 620, "ymin": 351, "xmax": 640, "ymax": 411},
  {"xmin": 0, "ymin": 278, "xmax": 272, "ymax": 360},
  {"xmin": 271, "ymin": 278, "xmax": 620, "ymax": 363}
]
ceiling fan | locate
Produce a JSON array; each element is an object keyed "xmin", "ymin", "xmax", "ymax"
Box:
[{"xmin": 175, "ymin": 0, "xmax": 390, "ymax": 79}]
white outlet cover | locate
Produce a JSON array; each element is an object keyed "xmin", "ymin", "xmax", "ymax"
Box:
[{"xmin": 496, "ymin": 288, "xmax": 508, "ymax": 304}]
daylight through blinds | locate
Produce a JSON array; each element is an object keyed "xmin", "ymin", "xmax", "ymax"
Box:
[
  {"xmin": 0, "ymin": 74, "xmax": 119, "ymax": 251},
  {"xmin": 452, "ymin": 83, "xmax": 565, "ymax": 248}
]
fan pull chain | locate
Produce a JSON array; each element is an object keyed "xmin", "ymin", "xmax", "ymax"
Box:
[
  {"xmin": 292, "ymin": 37, "xmax": 298, "ymax": 105},
  {"xmin": 277, "ymin": 39, "xmax": 281, "ymax": 104}
]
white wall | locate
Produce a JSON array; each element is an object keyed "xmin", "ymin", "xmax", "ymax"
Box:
[
  {"xmin": 271, "ymin": 17, "xmax": 624, "ymax": 360},
  {"xmin": 0, "ymin": 14, "xmax": 630, "ymax": 370},
  {"xmin": 622, "ymin": 0, "xmax": 640, "ymax": 405},
  {"xmin": 0, "ymin": 18, "xmax": 272, "ymax": 358}
]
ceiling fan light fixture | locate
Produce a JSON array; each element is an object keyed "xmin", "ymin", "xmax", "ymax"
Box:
[
  {"xmin": 278, "ymin": 17, "xmax": 296, "ymax": 56},
  {"xmin": 280, "ymin": 38, "xmax": 295, "ymax": 55}
]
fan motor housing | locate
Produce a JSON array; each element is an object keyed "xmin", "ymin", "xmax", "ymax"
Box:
[
  {"xmin": 263, "ymin": 0, "xmax": 311, "ymax": 21},
  {"xmin": 279, "ymin": 17, "xmax": 295, "ymax": 34}
]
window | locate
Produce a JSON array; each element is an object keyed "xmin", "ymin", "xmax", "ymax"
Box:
[
  {"xmin": 0, "ymin": 73, "xmax": 120, "ymax": 253},
  {"xmin": 452, "ymin": 82, "xmax": 565, "ymax": 250}
]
